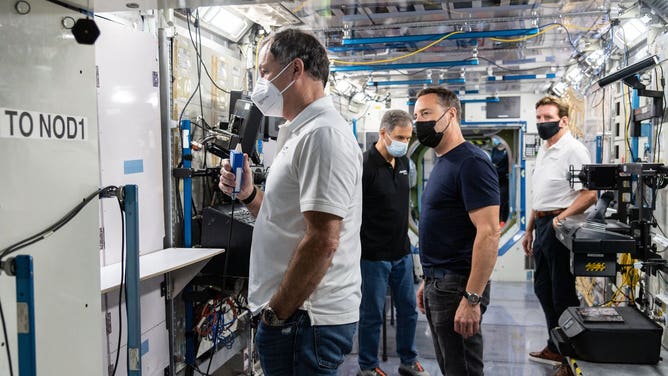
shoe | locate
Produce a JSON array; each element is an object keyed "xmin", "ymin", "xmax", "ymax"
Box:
[
  {"xmin": 357, "ymin": 367, "xmax": 388, "ymax": 376},
  {"xmin": 553, "ymin": 363, "xmax": 574, "ymax": 376},
  {"xmin": 398, "ymin": 361, "xmax": 430, "ymax": 376},
  {"xmin": 528, "ymin": 346, "xmax": 563, "ymax": 366}
]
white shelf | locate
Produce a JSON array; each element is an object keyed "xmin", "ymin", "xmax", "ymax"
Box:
[{"xmin": 100, "ymin": 247, "xmax": 225, "ymax": 294}]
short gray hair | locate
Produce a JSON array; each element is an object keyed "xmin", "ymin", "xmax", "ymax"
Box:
[
  {"xmin": 263, "ymin": 29, "xmax": 330, "ymax": 88},
  {"xmin": 380, "ymin": 109, "xmax": 413, "ymax": 133}
]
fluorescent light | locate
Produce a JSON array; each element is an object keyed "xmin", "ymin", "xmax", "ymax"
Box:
[{"xmin": 199, "ymin": 7, "xmax": 251, "ymax": 42}]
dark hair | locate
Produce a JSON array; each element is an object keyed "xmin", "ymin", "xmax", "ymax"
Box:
[
  {"xmin": 536, "ymin": 96, "xmax": 569, "ymax": 118},
  {"xmin": 416, "ymin": 87, "xmax": 462, "ymax": 123},
  {"xmin": 264, "ymin": 29, "xmax": 330, "ymax": 88},
  {"xmin": 380, "ymin": 109, "xmax": 413, "ymax": 132}
]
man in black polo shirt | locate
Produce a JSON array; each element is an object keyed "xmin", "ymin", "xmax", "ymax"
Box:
[{"xmin": 358, "ymin": 110, "xmax": 429, "ymax": 376}]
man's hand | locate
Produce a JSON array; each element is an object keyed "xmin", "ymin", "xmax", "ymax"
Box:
[
  {"xmin": 416, "ymin": 280, "xmax": 426, "ymax": 314},
  {"xmin": 552, "ymin": 216, "xmax": 564, "ymax": 230},
  {"xmin": 522, "ymin": 232, "xmax": 533, "ymax": 256},
  {"xmin": 218, "ymin": 153, "xmax": 254, "ymax": 200},
  {"xmin": 454, "ymin": 298, "xmax": 481, "ymax": 338}
]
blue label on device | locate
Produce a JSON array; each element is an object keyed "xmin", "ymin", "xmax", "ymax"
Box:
[{"xmin": 230, "ymin": 149, "xmax": 244, "ymax": 194}]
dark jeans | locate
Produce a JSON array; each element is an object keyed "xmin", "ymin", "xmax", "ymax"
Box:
[
  {"xmin": 255, "ymin": 310, "xmax": 357, "ymax": 375},
  {"xmin": 532, "ymin": 215, "xmax": 580, "ymax": 352},
  {"xmin": 423, "ymin": 271, "xmax": 490, "ymax": 376},
  {"xmin": 358, "ymin": 254, "xmax": 418, "ymax": 369}
]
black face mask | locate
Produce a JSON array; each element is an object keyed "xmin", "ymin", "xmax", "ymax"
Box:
[
  {"xmin": 537, "ymin": 121, "xmax": 561, "ymax": 140},
  {"xmin": 416, "ymin": 112, "xmax": 448, "ymax": 148}
]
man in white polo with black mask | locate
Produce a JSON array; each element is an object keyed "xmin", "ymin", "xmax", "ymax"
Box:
[{"xmin": 523, "ymin": 96, "xmax": 596, "ymax": 376}]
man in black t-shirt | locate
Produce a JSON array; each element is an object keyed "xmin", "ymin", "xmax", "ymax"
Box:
[
  {"xmin": 414, "ymin": 87, "xmax": 500, "ymax": 376},
  {"xmin": 358, "ymin": 110, "xmax": 429, "ymax": 376}
]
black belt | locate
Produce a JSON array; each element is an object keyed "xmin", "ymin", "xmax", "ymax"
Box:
[
  {"xmin": 535, "ymin": 209, "xmax": 565, "ymax": 218},
  {"xmin": 423, "ymin": 267, "xmax": 462, "ymax": 279}
]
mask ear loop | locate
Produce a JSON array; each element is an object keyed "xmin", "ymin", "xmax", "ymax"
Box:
[
  {"xmin": 269, "ymin": 61, "xmax": 295, "ymax": 84},
  {"xmin": 435, "ymin": 108, "xmax": 452, "ymax": 135}
]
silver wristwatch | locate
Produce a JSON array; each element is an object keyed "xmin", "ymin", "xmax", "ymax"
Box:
[
  {"xmin": 462, "ymin": 291, "xmax": 481, "ymax": 305},
  {"xmin": 261, "ymin": 306, "xmax": 286, "ymax": 326}
]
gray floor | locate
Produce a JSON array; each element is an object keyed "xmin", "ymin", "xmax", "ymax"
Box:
[{"xmin": 340, "ymin": 280, "xmax": 559, "ymax": 376}]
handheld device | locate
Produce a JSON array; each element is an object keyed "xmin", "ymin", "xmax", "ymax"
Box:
[{"xmin": 229, "ymin": 144, "xmax": 244, "ymax": 199}]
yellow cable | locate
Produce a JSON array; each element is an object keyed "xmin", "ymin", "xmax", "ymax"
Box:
[
  {"xmin": 255, "ymin": 34, "xmax": 265, "ymax": 80},
  {"xmin": 330, "ymin": 31, "xmax": 464, "ymax": 65},
  {"xmin": 563, "ymin": 22, "xmax": 610, "ymax": 32},
  {"xmin": 291, "ymin": 0, "xmax": 309, "ymax": 13},
  {"xmin": 489, "ymin": 24, "xmax": 559, "ymax": 43},
  {"xmin": 570, "ymin": 358, "xmax": 584, "ymax": 376}
]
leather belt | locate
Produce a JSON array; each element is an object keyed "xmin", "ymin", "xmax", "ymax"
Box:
[{"xmin": 535, "ymin": 209, "xmax": 566, "ymax": 218}]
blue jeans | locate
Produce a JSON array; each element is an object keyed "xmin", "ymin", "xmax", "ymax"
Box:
[
  {"xmin": 358, "ymin": 254, "xmax": 418, "ymax": 370},
  {"xmin": 423, "ymin": 271, "xmax": 490, "ymax": 376},
  {"xmin": 255, "ymin": 310, "xmax": 357, "ymax": 375},
  {"xmin": 532, "ymin": 215, "xmax": 579, "ymax": 352}
]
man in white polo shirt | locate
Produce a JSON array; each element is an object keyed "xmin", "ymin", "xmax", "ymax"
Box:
[
  {"xmin": 522, "ymin": 96, "xmax": 596, "ymax": 376},
  {"xmin": 218, "ymin": 29, "xmax": 363, "ymax": 375}
]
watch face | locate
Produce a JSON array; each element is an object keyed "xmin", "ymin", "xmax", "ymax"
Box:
[
  {"xmin": 262, "ymin": 308, "xmax": 283, "ymax": 326},
  {"xmin": 466, "ymin": 292, "xmax": 481, "ymax": 304}
]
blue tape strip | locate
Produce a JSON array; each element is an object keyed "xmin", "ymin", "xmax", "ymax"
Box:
[
  {"xmin": 141, "ymin": 339, "xmax": 149, "ymax": 356},
  {"xmin": 124, "ymin": 159, "xmax": 144, "ymax": 175}
]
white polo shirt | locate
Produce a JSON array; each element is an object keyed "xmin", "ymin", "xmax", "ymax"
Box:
[
  {"xmin": 247, "ymin": 96, "xmax": 363, "ymax": 326},
  {"xmin": 532, "ymin": 131, "xmax": 591, "ymax": 211}
]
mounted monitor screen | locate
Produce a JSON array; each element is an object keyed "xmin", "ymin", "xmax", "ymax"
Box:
[
  {"xmin": 264, "ymin": 116, "xmax": 285, "ymax": 140},
  {"xmin": 486, "ymin": 96, "xmax": 521, "ymax": 119},
  {"xmin": 229, "ymin": 98, "xmax": 263, "ymax": 157}
]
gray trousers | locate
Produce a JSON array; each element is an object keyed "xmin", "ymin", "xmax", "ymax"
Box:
[{"xmin": 424, "ymin": 273, "xmax": 491, "ymax": 376}]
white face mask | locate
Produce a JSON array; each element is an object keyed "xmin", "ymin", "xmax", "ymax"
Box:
[
  {"xmin": 384, "ymin": 135, "xmax": 408, "ymax": 157},
  {"xmin": 251, "ymin": 62, "xmax": 295, "ymax": 117}
]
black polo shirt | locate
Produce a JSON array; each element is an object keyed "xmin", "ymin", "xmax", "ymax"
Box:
[{"xmin": 360, "ymin": 143, "xmax": 411, "ymax": 261}]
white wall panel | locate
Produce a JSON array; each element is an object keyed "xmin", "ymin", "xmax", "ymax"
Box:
[
  {"xmin": 103, "ymin": 277, "xmax": 168, "ymax": 376},
  {"xmin": 0, "ymin": 1, "xmax": 103, "ymax": 374},
  {"xmin": 95, "ymin": 17, "xmax": 165, "ymax": 262}
]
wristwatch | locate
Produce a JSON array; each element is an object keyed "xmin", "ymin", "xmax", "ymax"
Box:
[
  {"xmin": 462, "ymin": 291, "xmax": 481, "ymax": 305},
  {"xmin": 261, "ymin": 306, "xmax": 286, "ymax": 326}
]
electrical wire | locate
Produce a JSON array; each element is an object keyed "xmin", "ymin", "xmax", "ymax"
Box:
[
  {"xmin": 330, "ymin": 30, "xmax": 463, "ymax": 65},
  {"xmin": 537, "ymin": 22, "xmax": 578, "ymax": 52},
  {"xmin": 204, "ymin": 299, "xmax": 224, "ymax": 375},
  {"xmin": 655, "ymin": 63, "xmax": 665, "ymax": 163},
  {"xmin": 111, "ymin": 195, "xmax": 125, "ymax": 376},
  {"xmin": 0, "ymin": 186, "xmax": 117, "ymax": 260},
  {"xmin": 0, "ymin": 186, "xmax": 119, "ymax": 376},
  {"xmin": 185, "ymin": 11, "xmax": 230, "ymax": 94},
  {"xmin": 178, "ymin": 11, "xmax": 204, "ymax": 131},
  {"xmin": 255, "ymin": 34, "xmax": 265, "ymax": 81},
  {"xmin": 477, "ymin": 55, "xmax": 577, "ymax": 73},
  {"xmin": 621, "ymin": 84, "xmax": 637, "ymax": 162},
  {"xmin": 195, "ymin": 10, "xmax": 205, "ymax": 130},
  {"xmin": 489, "ymin": 24, "xmax": 560, "ymax": 43},
  {"xmin": 0, "ymin": 298, "xmax": 13, "ymax": 376}
]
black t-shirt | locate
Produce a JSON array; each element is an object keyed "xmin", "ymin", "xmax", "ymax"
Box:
[
  {"xmin": 360, "ymin": 144, "xmax": 411, "ymax": 261},
  {"xmin": 419, "ymin": 142, "xmax": 500, "ymax": 274}
]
